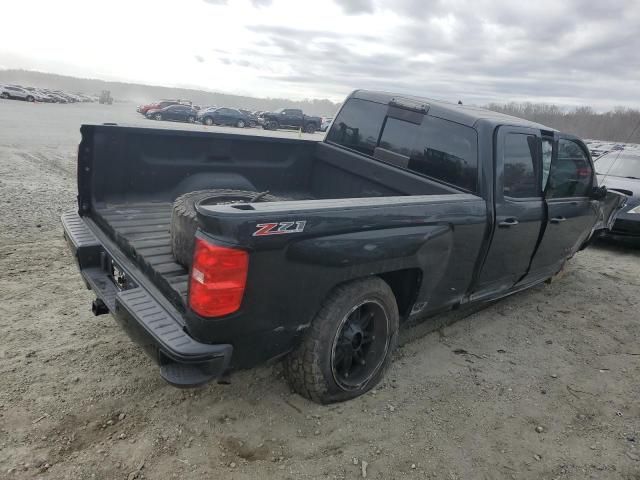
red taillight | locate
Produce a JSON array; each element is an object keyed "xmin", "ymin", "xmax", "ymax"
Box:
[{"xmin": 188, "ymin": 238, "xmax": 248, "ymax": 317}]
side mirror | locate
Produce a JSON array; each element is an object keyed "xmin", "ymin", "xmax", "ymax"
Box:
[{"xmin": 591, "ymin": 185, "xmax": 608, "ymax": 200}]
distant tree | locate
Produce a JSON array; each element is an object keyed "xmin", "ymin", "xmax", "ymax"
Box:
[{"xmin": 485, "ymin": 101, "xmax": 640, "ymax": 143}]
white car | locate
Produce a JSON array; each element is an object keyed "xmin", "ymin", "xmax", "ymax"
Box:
[
  {"xmin": 320, "ymin": 116, "xmax": 333, "ymax": 132},
  {"xmin": 0, "ymin": 85, "xmax": 36, "ymax": 102}
]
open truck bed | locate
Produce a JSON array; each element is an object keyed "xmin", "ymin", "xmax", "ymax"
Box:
[{"xmin": 81, "ymin": 124, "xmax": 459, "ymax": 313}]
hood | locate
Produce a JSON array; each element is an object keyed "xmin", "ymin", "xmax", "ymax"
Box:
[{"xmin": 597, "ymin": 174, "xmax": 639, "ymax": 202}]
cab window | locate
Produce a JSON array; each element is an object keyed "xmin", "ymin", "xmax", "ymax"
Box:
[
  {"xmin": 326, "ymin": 98, "xmax": 387, "ymax": 156},
  {"xmin": 378, "ymin": 116, "xmax": 478, "ymax": 192},
  {"xmin": 503, "ymin": 134, "xmax": 539, "ymax": 198}
]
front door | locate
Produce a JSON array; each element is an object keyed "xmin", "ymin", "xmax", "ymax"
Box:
[
  {"xmin": 473, "ymin": 126, "xmax": 545, "ymax": 298},
  {"xmin": 526, "ymin": 135, "xmax": 598, "ymax": 279}
]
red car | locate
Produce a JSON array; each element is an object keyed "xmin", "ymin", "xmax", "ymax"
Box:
[{"xmin": 137, "ymin": 100, "xmax": 190, "ymax": 115}]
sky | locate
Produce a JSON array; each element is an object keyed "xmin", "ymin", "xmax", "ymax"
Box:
[{"xmin": 1, "ymin": 0, "xmax": 639, "ymax": 109}]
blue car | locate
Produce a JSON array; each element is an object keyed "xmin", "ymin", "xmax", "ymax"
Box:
[{"xmin": 198, "ymin": 107, "xmax": 252, "ymax": 128}]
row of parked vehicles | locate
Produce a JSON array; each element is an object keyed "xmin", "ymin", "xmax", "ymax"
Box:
[
  {"xmin": 0, "ymin": 84, "xmax": 100, "ymax": 104},
  {"xmin": 136, "ymin": 99, "xmax": 333, "ymax": 133}
]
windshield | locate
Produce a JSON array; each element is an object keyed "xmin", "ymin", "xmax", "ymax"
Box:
[{"xmin": 596, "ymin": 153, "xmax": 640, "ymax": 178}]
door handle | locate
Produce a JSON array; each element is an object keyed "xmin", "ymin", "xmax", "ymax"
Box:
[
  {"xmin": 550, "ymin": 216, "xmax": 567, "ymax": 224},
  {"xmin": 498, "ymin": 218, "xmax": 519, "ymax": 228}
]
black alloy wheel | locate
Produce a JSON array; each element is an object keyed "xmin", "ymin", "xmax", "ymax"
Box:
[{"xmin": 331, "ymin": 299, "xmax": 390, "ymax": 390}]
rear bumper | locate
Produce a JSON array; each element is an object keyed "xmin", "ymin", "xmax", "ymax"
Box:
[{"xmin": 61, "ymin": 210, "xmax": 232, "ymax": 387}]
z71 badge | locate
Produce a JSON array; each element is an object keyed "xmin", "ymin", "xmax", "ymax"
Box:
[{"xmin": 253, "ymin": 221, "xmax": 306, "ymax": 237}]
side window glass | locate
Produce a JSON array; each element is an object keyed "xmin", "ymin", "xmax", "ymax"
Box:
[
  {"xmin": 503, "ymin": 134, "xmax": 539, "ymax": 198},
  {"xmin": 326, "ymin": 98, "xmax": 387, "ymax": 156},
  {"xmin": 547, "ymin": 139, "xmax": 593, "ymax": 198},
  {"xmin": 541, "ymin": 138, "xmax": 553, "ymax": 191},
  {"xmin": 379, "ymin": 116, "xmax": 478, "ymax": 192}
]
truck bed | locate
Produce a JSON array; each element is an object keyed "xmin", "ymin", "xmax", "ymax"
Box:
[
  {"xmin": 95, "ymin": 202, "xmax": 189, "ymax": 309},
  {"xmin": 83, "ymin": 125, "xmax": 462, "ymax": 311}
]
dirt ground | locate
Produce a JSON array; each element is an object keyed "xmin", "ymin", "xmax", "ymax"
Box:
[{"xmin": 1, "ymin": 100, "xmax": 639, "ymax": 480}]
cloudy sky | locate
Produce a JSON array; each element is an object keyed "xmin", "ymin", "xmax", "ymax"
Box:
[{"xmin": 1, "ymin": 0, "xmax": 638, "ymax": 109}]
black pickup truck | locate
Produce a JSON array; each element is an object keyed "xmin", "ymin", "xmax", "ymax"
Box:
[
  {"xmin": 260, "ymin": 108, "xmax": 322, "ymax": 133},
  {"xmin": 62, "ymin": 90, "xmax": 625, "ymax": 403}
]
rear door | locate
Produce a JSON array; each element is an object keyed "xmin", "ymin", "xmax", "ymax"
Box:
[
  {"xmin": 473, "ymin": 126, "xmax": 545, "ymax": 297},
  {"xmin": 527, "ymin": 135, "xmax": 597, "ymax": 278}
]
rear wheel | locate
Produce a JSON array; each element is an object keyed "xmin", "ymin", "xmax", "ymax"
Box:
[
  {"xmin": 0, "ymin": 92, "xmax": 9, "ymax": 99},
  {"xmin": 304, "ymin": 123, "xmax": 317, "ymax": 134},
  {"xmin": 203, "ymin": 116, "xmax": 214, "ymax": 126},
  {"xmin": 154, "ymin": 113, "xmax": 162, "ymax": 121},
  {"xmin": 187, "ymin": 115, "xmax": 195, "ymax": 123},
  {"xmin": 284, "ymin": 277, "xmax": 398, "ymax": 404},
  {"xmin": 26, "ymin": 95, "xmax": 34, "ymax": 102},
  {"xmin": 236, "ymin": 119, "xmax": 246, "ymax": 128}
]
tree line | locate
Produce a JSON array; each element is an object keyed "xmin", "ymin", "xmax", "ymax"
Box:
[{"xmin": 485, "ymin": 102, "xmax": 640, "ymax": 143}]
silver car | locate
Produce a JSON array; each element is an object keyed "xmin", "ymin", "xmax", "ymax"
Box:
[{"xmin": 0, "ymin": 85, "xmax": 36, "ymax": 102}]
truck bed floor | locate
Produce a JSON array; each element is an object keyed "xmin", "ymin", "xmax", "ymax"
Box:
[{"xmin": 95, "ymin": 203, "xmax": 189, "ymax": 309}]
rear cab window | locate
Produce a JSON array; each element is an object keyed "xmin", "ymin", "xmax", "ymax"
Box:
[{"xmin": 327, "ymin": 98, "xmax": 479, "ymax": 192}]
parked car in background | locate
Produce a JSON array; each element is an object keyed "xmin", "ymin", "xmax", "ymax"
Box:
[
  {"xmin": 260, "ymin": 108, "xmax": 322, "ymax": 133},
  {"xmin": 138, "ymin": 99, "xmax": 191, "ymax": 115},
  {"xmin": 198, "ymin": 107, "xmax": 251, "ymax": 127},
  {"xmin": 239, "ymin": 109, "xmax": 259, "ymax": 127},
  {"xmin": 146, "ymin": 104, "xmax": 197, "ymax": 123},
  {"xmin": 46, "ymin": 91, "xmax": 69, "ymax": 103},
  {"xmin": 1, "ymin": 85, "xmax": 36, "ymax": 102},
  {"xmin": 595, "ymin": 152, "xmax": 640, "ymax": 240},
  {"xmin": 320, "ymin": 116, "xmax": 333, "ymax": 132}
]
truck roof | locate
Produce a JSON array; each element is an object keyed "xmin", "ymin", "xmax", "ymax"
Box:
[{"xmin": 352, "ymin": 90, "xmax": 556, "ymax": 132}]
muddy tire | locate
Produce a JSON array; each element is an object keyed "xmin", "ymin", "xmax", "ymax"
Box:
[
  {"xmin": 171, "ymin": 189, "xmax": 283, "ymax": 267},
  {"xmin": 283, "ymin": 277, "xmax": 399, "ymax": 404}
]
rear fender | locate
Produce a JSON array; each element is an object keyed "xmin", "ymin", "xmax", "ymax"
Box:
[{"xmin": 286, "ymin": 224, "xmax": 453, "ymax": 306}]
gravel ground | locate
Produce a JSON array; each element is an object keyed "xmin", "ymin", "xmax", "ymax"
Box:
[{"xmin": 1, "ymin": 99, "xmax": 639, "ymax": 480}]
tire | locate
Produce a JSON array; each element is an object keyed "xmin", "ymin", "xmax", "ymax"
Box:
[
  {"xmin": 187, "ymin": 115, "xmax": 195, "ymax": 123},
  {"xmin": 304, "ymin": 123, "xmax": 317, "ymax": 134},
  {"xmin": 203, "ymin": 116, "xmax": 214, "ymax": 126},
  {"xmin": 171, "ymin": 189, "xmax": 284, "ymax": 267},
  {"xmin": 284, "ymin": 277, "xmax": 399, "ymax": 404},
  {"xmin": 26, "ymin": 96, "xmax": 34, "ymax": 102},
  {"xmin": 236, "ymin": 119, "xmax": 246, "ymax": 128},
  {"xmin": 0, "ymin": 93, "xmax": 9, "ymax": 99},
  {"xmin": 154, "ymin": 113, "xmax": 162, "ymax": 121},
  {"xmin": 263, "ymin": 120, "xmax": 278, "ymax": 130}
]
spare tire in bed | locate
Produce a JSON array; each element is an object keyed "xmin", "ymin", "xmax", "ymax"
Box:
[{"xmin": 171, "ymin": 189, "xmax": 283, "ymax": 267}]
